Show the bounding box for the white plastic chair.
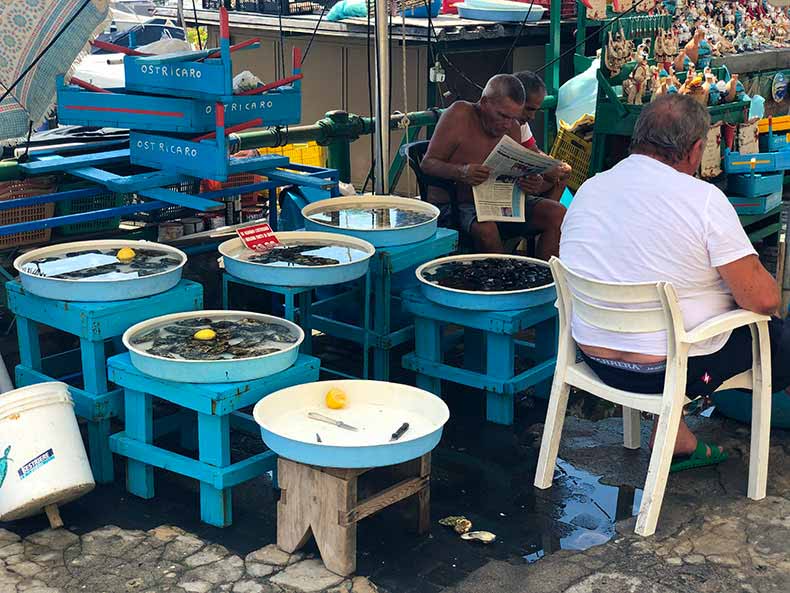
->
[535,257,772,537]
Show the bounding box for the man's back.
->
[560,154,756,356]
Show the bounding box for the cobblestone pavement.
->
[1,412,788,593]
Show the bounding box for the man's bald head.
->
[631,94,710,166]
[481,74,526,105]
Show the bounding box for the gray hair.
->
[630,94,711,164]
[514,70,546,99]
[482,74,525,105]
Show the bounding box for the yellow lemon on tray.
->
[194,328,217,341]
[116,247,136,262]
[325,387,347,410]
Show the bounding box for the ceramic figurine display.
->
[582,0,608,20]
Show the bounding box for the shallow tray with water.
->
[123,310,304,382]
[302,196,439,247]
[219,231,375,287]
[416,254,556,311]
[14,240,187,302]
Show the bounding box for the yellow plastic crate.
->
[256,141,326,168]
[550,127,592,192]
[758,115,790,134]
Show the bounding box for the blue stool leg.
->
[299,291,313,354]
[373,267,391,381]
[81,338,114,482]
[198,412,232,527]
[125,389,154,498]
[362,271,371,379]
[534,316,559,399]
[17,317,42,370]
[284,293,296,322]
[486,333,515,425]
[180,410,199,451]
[414,317,442,395]
[222,274,231,309]
[464,330,486,373]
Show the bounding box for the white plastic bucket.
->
[0,382,95,521]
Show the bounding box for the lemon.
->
[116,247,136,262]
[325,387,347,410]
[193,328,217,341]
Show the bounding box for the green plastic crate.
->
[54,187,124,236]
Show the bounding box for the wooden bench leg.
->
[534,316,558,399]
[125,389,153,497]
[278,458,358,576]
[198,413,232,527]
[16,317,42,371]
[463,329,485,374]
[486,333,515,425]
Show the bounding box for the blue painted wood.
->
[67,166,186,193]
[15,366,123,420]
[80,339,108,395]
[129,131,288,181]
[724,149,790,174]
[88,418,115,484]
[16,317,41,370]
[18,149,129,174]
[107,353,320,415]
[6,280,203,340]
[414,317,442,395]
[124,57,230,100]
[125,389,154,499]
[0,186,104,211]
[486,333,515,425]
[401,286,558,425]
[198,412,232,527]
[136,186,220,211]
[109,433,277,489]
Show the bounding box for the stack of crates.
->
[256,141,326,169]
[727,172,784,215]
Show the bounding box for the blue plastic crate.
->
[727,172,784,197]
[727,190,782,215]
[724,150,790,174]
[759,131,790,152]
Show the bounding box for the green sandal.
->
[669,440,728,474]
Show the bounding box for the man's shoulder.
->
[443,101,476,120]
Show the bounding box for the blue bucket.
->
[712,389,790,429]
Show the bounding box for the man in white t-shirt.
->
[560,94,789,472]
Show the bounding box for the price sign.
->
[237,223,281,251]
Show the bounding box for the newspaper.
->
[473,135,562,223]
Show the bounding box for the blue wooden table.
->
[401,288,557,425]
[222,271,372,377]
[107,352,320,528]
[311,228,459,381]
[6,279,203,483]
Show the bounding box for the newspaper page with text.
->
[473,136,561,223]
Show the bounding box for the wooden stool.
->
[277,454,431,576]
[401,287,557,426]
[6,279,203,483]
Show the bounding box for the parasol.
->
[0,0,109,144]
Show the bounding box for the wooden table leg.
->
[197,413,232,527]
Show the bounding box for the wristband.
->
[460,164,470,181]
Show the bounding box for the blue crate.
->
[724,150,790,174]
[727,172,785,197]
[728,190,783,215]
[129,131,289,181]
[759,131,790,152]
[57,77,301,133]
[124,53,232,101]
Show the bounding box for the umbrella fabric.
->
[0,0,109,144]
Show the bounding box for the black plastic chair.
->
[402,140,536,255]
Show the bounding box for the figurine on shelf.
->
[724,73,746,102]
[680,74,709,105]
[684,27,707,63]
[605,31,626,76]
[623,51,651,104]
[582,0,607,20]
[673,49,693,71]
[678,21,693,44]
[703,67,722,104]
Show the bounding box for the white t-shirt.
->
[520,123,536,148]
[560,154,757,357]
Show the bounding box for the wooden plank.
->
[137,187,221,211]
[134,49,214,64]
[19,150,129,174]
[342,476,429,526]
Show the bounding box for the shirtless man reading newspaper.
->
[422,74,568,258]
